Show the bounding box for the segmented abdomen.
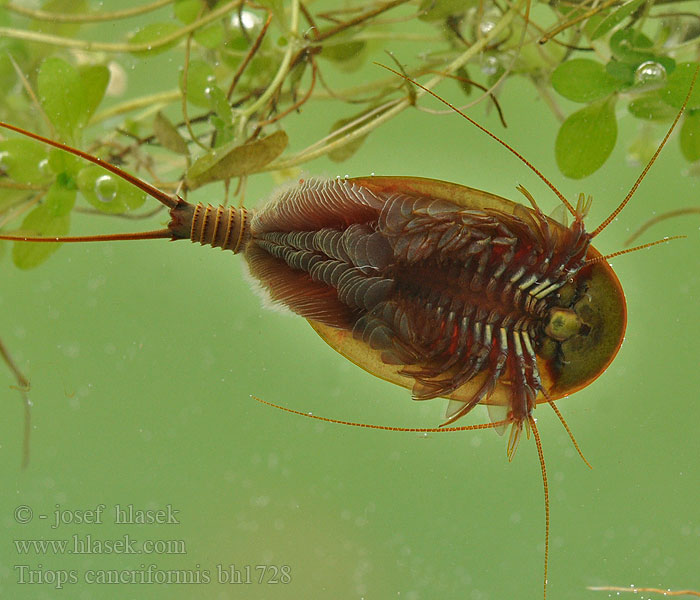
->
[244,178,590,424]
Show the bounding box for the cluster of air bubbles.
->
[634,61,667,85]
[481,55,499,76]
[479,19,496,36]
[95,174,117,203]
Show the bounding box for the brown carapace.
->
[0,65,695,600]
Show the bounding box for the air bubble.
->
[38,158,50,176]
[231,10,261,31]
[481,56,499,76]
[0,150,9,170]
[204,87,213,98]
[635,61,666,85]
[95,175,117,203]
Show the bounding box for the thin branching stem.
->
[267,0,526,170]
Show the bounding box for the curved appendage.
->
[584,236,686,266]
[530,417,550,600]
[542,389,592,469]
[251,395,508,433]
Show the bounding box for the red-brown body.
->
[221,176,627,440]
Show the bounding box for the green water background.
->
[1,3,699,599]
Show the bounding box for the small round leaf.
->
[12,183,76,269]
[77,165,147,214]
[551,59,620,103]
[556,97,618,179]
[0,139,49,184]
[129,23,181,57]
[661,62,700,110]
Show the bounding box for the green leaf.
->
[153,111,189,155]
[661,62,700,110]
[195,22,224,49]
[205,84,233,124]
[680,110,700,162]
[12,183,75,269]
[628,92,677,121]
[174,0,200,24]
[551,59,620,103]
[37,57,87,142]
[44,181,77,217]
[0,139,49,183]
[327,111,375,163]
[605,60,635,86]
[556,97,618,179]
[609,29,653,63]
[590,0,646,41]
[180,60,216,108]
[320,40,367,73]
[187,131,288,188]
[79,65,110,122]
[48,147,83,178]
[129,23,181,57]
[76,165,147,214]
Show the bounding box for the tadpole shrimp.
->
[0,65,697,600]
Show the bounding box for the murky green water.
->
[1,6,699,600]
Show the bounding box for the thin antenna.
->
[530,417,550,600]
[0,230,172,244]
[376,63,578,218]
[590,65,700,238]
[584,235,685,265]
[251,395,507,432]
[0,121,179,209]
[542,392,592,469]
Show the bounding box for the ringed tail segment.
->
[0,120,251,254]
